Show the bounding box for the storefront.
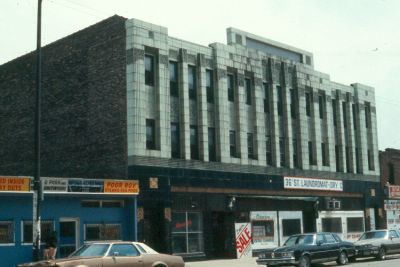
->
[0,176,139,267]
[384,185,400,230]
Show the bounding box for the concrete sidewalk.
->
[185,257,259,267]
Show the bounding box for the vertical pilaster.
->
[197,54,209,161]
[178,49,191,160]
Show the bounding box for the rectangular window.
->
[355,147,361,174]
[188,65,197,100]
[321,217,342,233]
[365,102,371,128]
[245,78,252,105]
[290,89,296,118]
[332,99,337,127]
[208,127,216,162]
[342,102,348,129]
[318,94,325,119]
[308,141,314,165]
[171,212,204,254]
[145,54,155,86]
[190,125,198,159]
[277,86,283,116]
[171,123,180,158]
[266,135,272,165]
[264,83,270,113]
[321,143,328,166]
[305,92,312,117]
[335,145,341,172]
[169,61,179,97]
[0,221,14,244]
[293,138,298,168]
[85,224,121,241]
[352,103,358,130]
[227,73,235,102]
[206,70,214,103]
[347,217,364,233]
[81,200,123,208]
[282,219,301,237]
[247,133,254,159]
[146,119,156,150]
[345,146,351,173]
[229,130,237,158]
[279,137,285,167]
[22,221,53,243]
[368,149,375,171]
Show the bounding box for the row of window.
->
[0,221,121,244]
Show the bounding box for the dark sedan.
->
[256,232,355,267]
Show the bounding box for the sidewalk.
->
[185,257,259,267]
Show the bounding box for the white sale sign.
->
[235,222,252,259]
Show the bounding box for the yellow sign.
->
[103,180,139,194]
[0,177,30,192]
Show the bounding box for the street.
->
[186,255,400,267]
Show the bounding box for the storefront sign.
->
[388,185,400,199]
[0,176,30,192]
[235,223,252,259]
[104,180,139,194]
[284,176,343,191]
[43,178,68,192]
[385,201,400,230]
[250,211,277,249]
[384,199,400,210]
[68,179,104,193]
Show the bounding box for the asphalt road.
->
[185,255,400,267]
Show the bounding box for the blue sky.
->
[1,0,399,149]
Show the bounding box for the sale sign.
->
[235,222,252,259]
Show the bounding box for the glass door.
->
[59,218,78,258]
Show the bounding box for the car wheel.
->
[376,247,386,261]
[298,255,311,267]
[336,251,348,265]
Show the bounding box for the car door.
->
[310,234,330,263]
[323,233,340,261]
[389,230,400,254]
[102,244,144,267]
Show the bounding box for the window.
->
[252,220,274,244]
[266,135,272,165]
[85,224,121,241]
[335,145,341,172]
[145,54,155,86]
[352,104,358,130]
[342,102,348,129]
[368,149,374,171]
[293,139,298,168]
[171,212,203,254]
[171,123,180,158]
[277,86,283,116]
[22,221,53,243]
[390,230,399,239]
[169,61,179,97]
[229,130,237,158]
[332,99,337,127]
[206,70,214,103]
[208,127,216,162]
[345,146,351,173]
[227,73,235,102]
[282,219,301,237]
[308,141,314,165]
[245,78,252,105]
[0,221,13,243]
[324,234,337,243]
[365,102,371,128]
[305,92,312,117]
[318,94,325,119]
[247,133,255,159]
[389,163,395,184]
[306,55,312,65]
[279,137,285,167]
[264,83,270,113]
[321,217,342,233]
[290,89,296,118]
[146,119,156,150]
[188,65,197,100]
[355,147,361,174]
[190,125,198,160]
[108,244,139,257]
[347,217,364,233]
[321,143,328,166]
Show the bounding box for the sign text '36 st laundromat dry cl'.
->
[284,176,343,191]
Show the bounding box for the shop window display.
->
[171,212,203,254]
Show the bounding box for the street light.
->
[33,0,43,261]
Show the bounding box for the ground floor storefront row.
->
[132,164,382,260]
[0,176,139,267]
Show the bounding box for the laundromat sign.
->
[284,176,343,191]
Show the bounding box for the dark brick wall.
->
[0,15,128,179]
[380,148,400,186]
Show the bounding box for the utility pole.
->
[33,0,43,261]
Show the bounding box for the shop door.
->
[211,212,235,258]
[59,218,78,257]
[278,211,303,246]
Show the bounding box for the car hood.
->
[354,239,384,245]
[18,256,99,267]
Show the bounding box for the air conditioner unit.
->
[327,200,341,210]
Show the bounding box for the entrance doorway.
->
[59,218,78,258]
[211,212,235,258]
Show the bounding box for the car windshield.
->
[283,236,298,246]
[70,244,110,257]
[359,231,387,240]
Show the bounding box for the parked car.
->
[18,241,185,267]
[256,232,355,267]
[354,229,400,260]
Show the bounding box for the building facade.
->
[0,15,381,262]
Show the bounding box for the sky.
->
[1,0,399,150]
